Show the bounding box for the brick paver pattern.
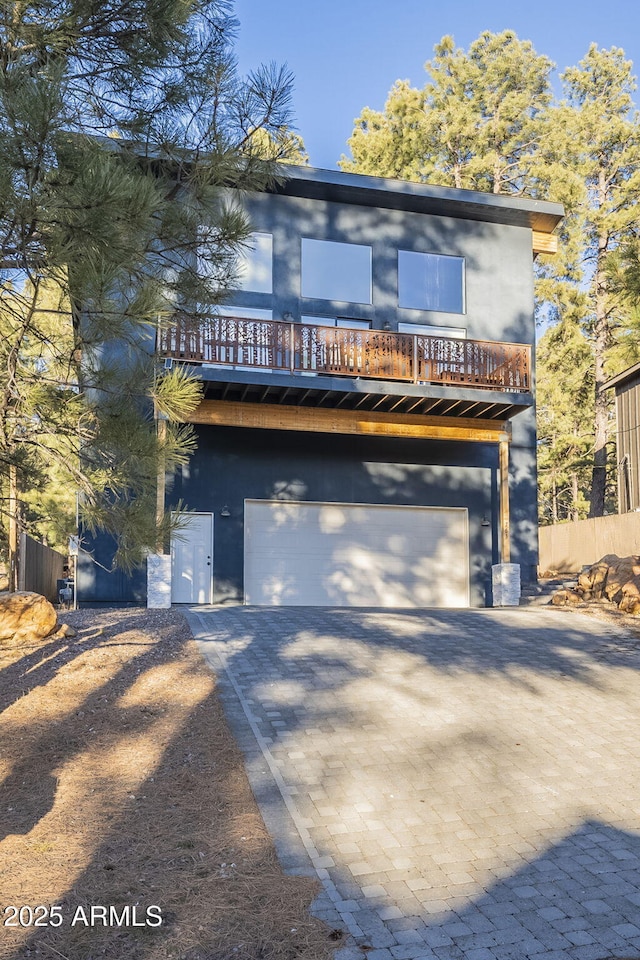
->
[189,607,640,960]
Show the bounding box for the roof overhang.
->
[98,138,563,237]
[99,140,563,253]
[604,361,640,392]
[273,164,564,235]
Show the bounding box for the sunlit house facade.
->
[79,165,563,608]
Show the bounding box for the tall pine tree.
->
[536,318,594,523]
[0,1,296,577]
[340,31,553,195]
[544,46,640,517]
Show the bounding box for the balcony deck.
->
[160,314,531,390]
[158,315,533,422]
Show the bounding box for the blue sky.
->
[232,0,640,170]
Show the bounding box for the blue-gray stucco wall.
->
[76,530,147,606]
[166,423,539,608]
[225,189,535,346]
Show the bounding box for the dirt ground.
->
[0,607,338,960]
[548,590,640,648]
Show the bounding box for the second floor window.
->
[398,251,465,314]
[301,238,372,304]
[236,232,273,293]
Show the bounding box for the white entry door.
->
[171,513,213,603]
[244,500,469,607]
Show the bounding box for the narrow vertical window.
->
[237,232,273,293]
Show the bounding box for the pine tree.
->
[340,31,554,196]
[542,46,640,517]
[339,80,428,181]
[536,319,595,522]
[600,243,640,372]
[0,0,296,579]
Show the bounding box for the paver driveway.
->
[187,606,640,960]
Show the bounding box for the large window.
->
[301,239,372,304]
[236,232,273,293]
[398,251,465,314]
[197,230,272,294]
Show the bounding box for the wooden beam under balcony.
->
[189,400,510,443]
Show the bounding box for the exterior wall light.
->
[220,506,231,517]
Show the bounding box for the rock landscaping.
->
[552,554,640,613]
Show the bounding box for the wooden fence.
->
[538,513,640,574]
[18,533,66,602]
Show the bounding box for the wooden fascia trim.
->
[532,230,558,256]
[189,400,510,444]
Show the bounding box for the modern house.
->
[78,165,563,608]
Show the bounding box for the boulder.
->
[0,592,58,642]
[602,556,640,604]
[619,577,640,614]
[551,589,582,606]
[51,622,77,640]
[577,554,621,599]
[565,554,640,615]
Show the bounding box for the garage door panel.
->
[244,500,469,608]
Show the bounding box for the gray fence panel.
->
[19,533,66,602]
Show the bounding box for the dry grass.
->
[0,608,336,960]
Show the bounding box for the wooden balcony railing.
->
[158,314,531,393]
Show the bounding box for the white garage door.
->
[244,500,469,607]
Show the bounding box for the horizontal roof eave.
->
[273,164,564,233]
[96,137,563,233]
[604,361,640,391]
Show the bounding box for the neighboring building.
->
[78,165,563,608]
[605,362,640,513]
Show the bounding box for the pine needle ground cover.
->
[0,609,334,960]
